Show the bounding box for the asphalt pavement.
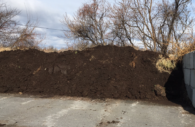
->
[0,94,195,127]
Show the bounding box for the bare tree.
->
[157,0,193,54]
[0,3,19,30]
[62,0,111,45]
[109,0,135,47]
[0,2,45,49]
[133,0,191,54]
[111,0,192,54]
[0,2,19,46]
[62,0,192,54]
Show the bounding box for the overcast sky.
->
[3,0,195,49]
[4,0,89,49]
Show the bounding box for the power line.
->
[16,23,71,32]
[4,22,137,33]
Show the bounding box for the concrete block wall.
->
[183,51,195,108]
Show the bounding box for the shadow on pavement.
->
[164,61,195,115]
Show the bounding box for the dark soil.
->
[0,45,191,106]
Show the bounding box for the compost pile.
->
[0,45,189,104]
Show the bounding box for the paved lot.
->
[0,94,195,127]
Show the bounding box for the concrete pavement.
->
[0,94,195,127]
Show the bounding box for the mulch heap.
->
[0,45,190,105]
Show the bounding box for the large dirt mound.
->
[0,45,189,103]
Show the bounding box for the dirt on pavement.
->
[0,45,191,106]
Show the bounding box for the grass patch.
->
[156,55,176,73]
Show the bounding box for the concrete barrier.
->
[183,51,195,107]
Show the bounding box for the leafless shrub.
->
[11,20,45,50]
[169,39,195,61]
[43,46,58,53]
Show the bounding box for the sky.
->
[3,0,195,49]
[4,0,116,49]
[4,0,90,49]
